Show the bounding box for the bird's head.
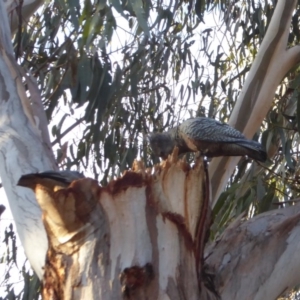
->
[148,132,175,159]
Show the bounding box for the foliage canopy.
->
[10,0,300,243]
[2,0,300,298]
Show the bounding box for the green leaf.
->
[109,0,126,17]
[257,184,275,213]
[129,0,149,36]
[68,0,80,30]
[297,90,300,134]
[285,139,295,170]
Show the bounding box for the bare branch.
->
[209,1,298,206]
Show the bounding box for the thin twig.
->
[51,117,85,146]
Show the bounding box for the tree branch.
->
[0,0,56,278]
[51,117,85,146]
[209,0,298,206]
[205,204,300,299]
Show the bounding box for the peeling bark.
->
[1,0,300,297]
[205,205,300,300]
[18,154,300,299]
[18,156,214,299]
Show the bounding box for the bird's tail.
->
[238,140,267,162]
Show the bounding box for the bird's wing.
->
[179,117,246,143]
[41,170,85,184]
[18,170,85,189]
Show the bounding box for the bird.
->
[149,117,267,162]
[17,170,85,191]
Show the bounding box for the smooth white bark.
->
[0,0,56,278]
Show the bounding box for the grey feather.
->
[149,117,267,162]
[180,118,245,142]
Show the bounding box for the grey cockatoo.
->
[149,117,267,162]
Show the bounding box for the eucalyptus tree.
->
[1,0,300,298]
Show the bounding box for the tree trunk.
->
[0,0,56,278]
[20,154,300,300]
[205,204,300,299]
[2,0,300,297]
[18,156,214,299]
